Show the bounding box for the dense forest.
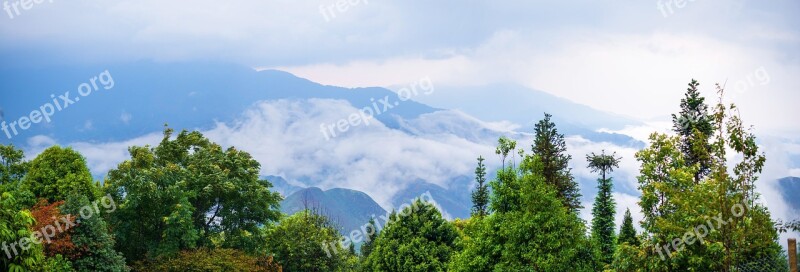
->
[0,80,797,271]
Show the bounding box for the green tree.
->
[450,152,595,271]
[618,208,639,246]
[24,146,97,202]
[0,144,27,185]
[0,192,46,271]
[470,156,489,217]
[60,194,128,272]
[360,218,378,259]
[671,79,715,183]
[531,113,581,212]
[364,200,458,272]
[265,210,346,272]
[495,137,516,169]
[105,127,282,262]
[587,150,620,266]
[137,248,281,272]
[621,85,786,271]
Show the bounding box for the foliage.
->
[105,127,282,261]
[135,248,281,272]
[531,113,582,212]
[494,136,517,169]
[265,210,348,272]
[671,79,715,183]
[471,156,489,218]
[450,154,594,271]
[587,150,620,266]
[61,194,128,272]
[30,200,76,259]
[0,192,46,271]
[618,208,639,246]
[626,85,786,271]
[360,217,378,259]
[23,146,97,203]
[0,144,28,185]
[363,200,458,272]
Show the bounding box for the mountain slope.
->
[0,61,438,145]
[778,176,800,211]
[280,187,387,235]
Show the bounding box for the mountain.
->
[0,61,439,146]
[391,176,473,220]
[265,175,304,197]
[280,187,387,235]
[404,83,643,147]
[778,176,800,211]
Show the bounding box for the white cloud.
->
[120,112,132,124]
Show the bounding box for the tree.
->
[265,210,347,272]
[30,200,77,259]
[360,218,378,259]
[0,144,27,185]
[618,208,638,246]
[587,150,620,266]
[531,113,581,212]
[105,127,282,262]
[61,194,128,272]
[137,248,281,272]
[671,79,715,183]
[623,85,786,271]
[0,192,46,271]
[470,156,489,217]
[24,146,97,202]
[364,200,458,272]
[450,152,595,271]
[495,137,516,169]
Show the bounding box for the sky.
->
[1,0,798,134]
[1,0,798,237]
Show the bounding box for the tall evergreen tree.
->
[360,217,378,258]
[587,150,620,266]
[532,113,581,212]
[671,79,715,183]
[471,156,489,217]
[618,208,638,246]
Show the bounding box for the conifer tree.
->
[587,150,621,266]
[471,156,489,217]
[532,113,581,212]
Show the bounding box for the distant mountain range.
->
[280,187,386,235]
[778,176,800,211]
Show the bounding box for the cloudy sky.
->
[2,0,798,134]
[2,0,798,235]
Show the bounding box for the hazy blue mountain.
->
[0,61,438,145]
[280,187,387,235]
[265,175,304,197]
[778,176,800,211]
[391,176,473,220]
[407,83,643,147]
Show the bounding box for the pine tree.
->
[360,217,378,258]
[471,156,489,217]
[671,79,714,183]
[587,150,620,266]
[532,113,581,212]
[618,208,638,246]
